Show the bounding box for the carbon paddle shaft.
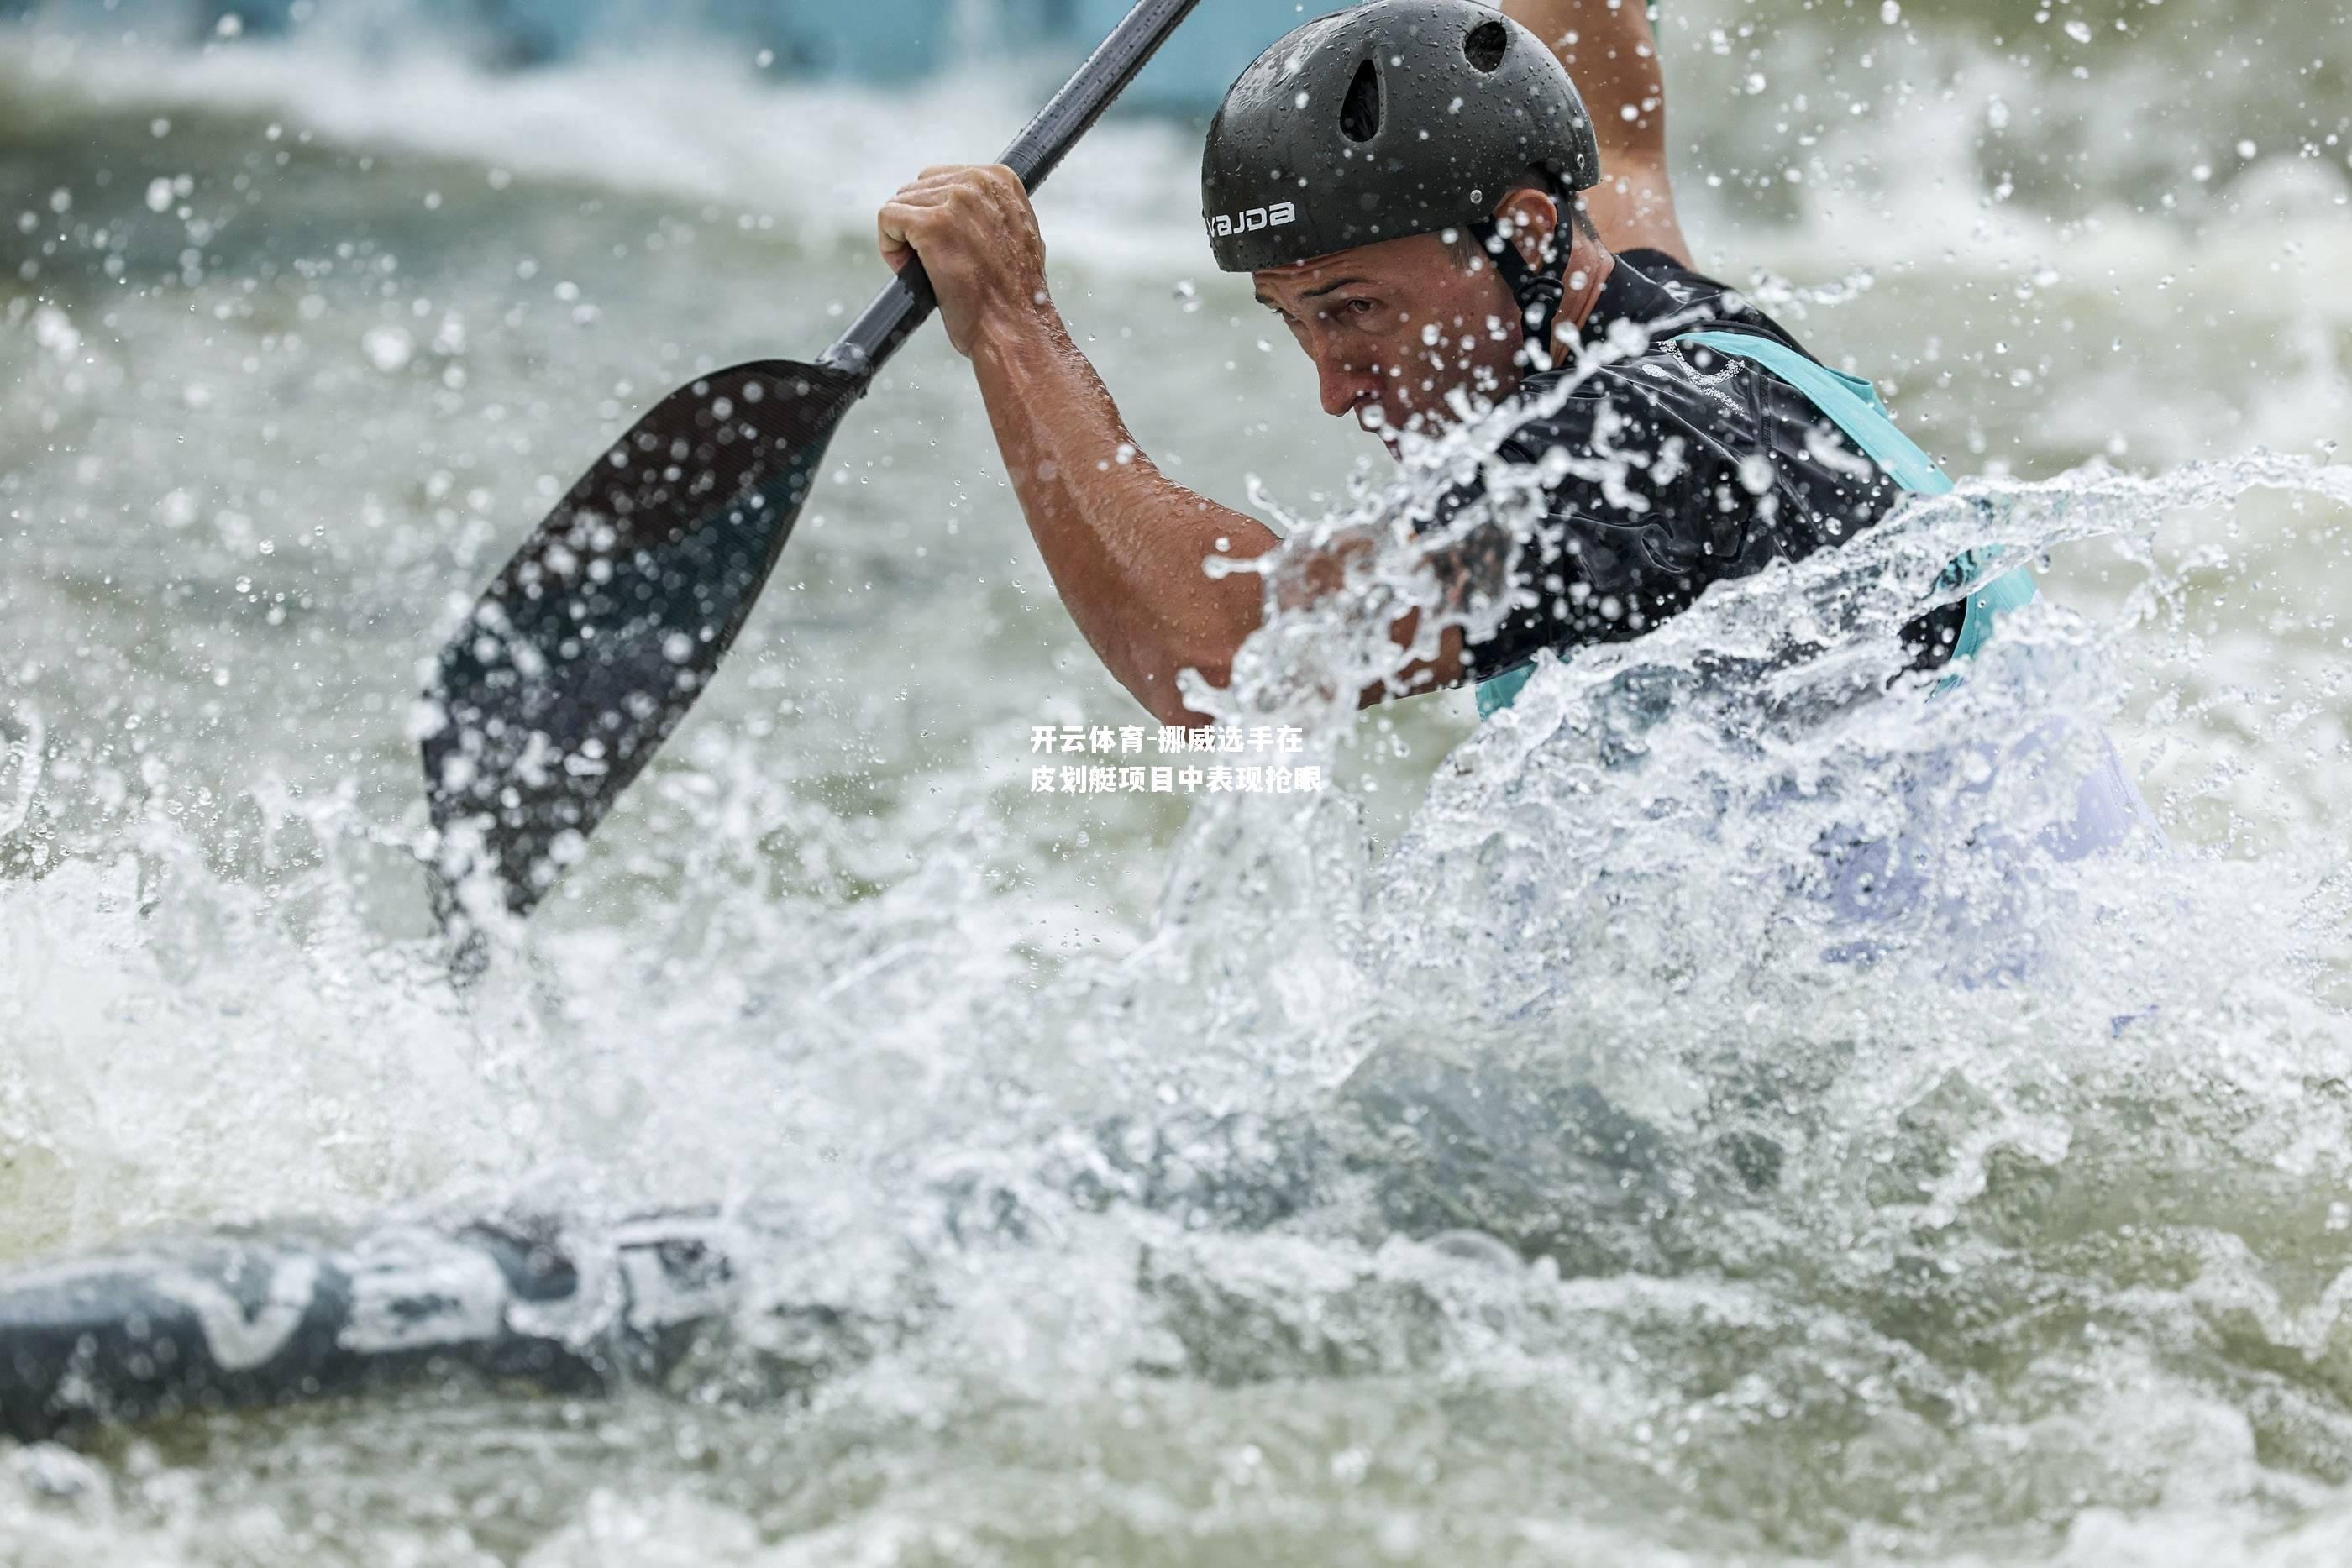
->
[818,0,1200,378]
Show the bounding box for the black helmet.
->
[1200,0,1602,275]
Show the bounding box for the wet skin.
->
[873,0,1688,725]
[1249,195,1614,450]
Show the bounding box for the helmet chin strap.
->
[1471,211,1567,372]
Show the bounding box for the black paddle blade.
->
[422,358,863,922]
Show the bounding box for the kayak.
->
[0,1207,756,1442]
[0,1108,1334,1442]
[0,1090,1692,1442]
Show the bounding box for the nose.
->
[1314,348,1377,421]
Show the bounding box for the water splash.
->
[3,13,2351,1560]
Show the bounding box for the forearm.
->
[1504,0,1688,261]
[969,307,1277,726]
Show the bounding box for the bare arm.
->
[1504,0,1691,263]
[968,300,1277,726]
[877,165,1460,725]
[969,313,1463,721]
[876,165,1278,726]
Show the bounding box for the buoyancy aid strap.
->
[1667,329,1956,496]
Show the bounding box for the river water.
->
[2,1,2350,1561]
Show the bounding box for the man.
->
[875,0,1977,727]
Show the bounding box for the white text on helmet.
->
[1208,202,1299,239]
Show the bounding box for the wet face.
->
[1252,230,1529,452]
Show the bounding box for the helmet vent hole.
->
[1463,19,1509,71]
[1339,58,1382,143]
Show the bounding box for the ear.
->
[1491,187,1562,271]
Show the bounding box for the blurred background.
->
[3,2,2351,1564]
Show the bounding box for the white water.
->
[2,2,2350,1561]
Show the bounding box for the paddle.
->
[421,0,1200,933]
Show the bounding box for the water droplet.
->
[360,326,412,373]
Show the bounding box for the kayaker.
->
[874,0,1987,725]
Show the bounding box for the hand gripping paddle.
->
[421,0,1200,934]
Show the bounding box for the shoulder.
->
[1498,340,1752,464]
[1614,248,1817,359]
[1617,248,1730,305]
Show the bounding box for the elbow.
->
[1145,697,1204,730]
[1136,674,1218,730]
[1121,595,1256,728]
[1131,650,1231,730]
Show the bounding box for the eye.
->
[1346,299,1376,317]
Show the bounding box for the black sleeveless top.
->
[1428,248,1962,679]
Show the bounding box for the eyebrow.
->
[1254,275,1373,311]
[1300,275,1372,300]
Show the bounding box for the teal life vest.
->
[1473,330,2035,719]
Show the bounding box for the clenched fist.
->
[877,164,1053,359]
